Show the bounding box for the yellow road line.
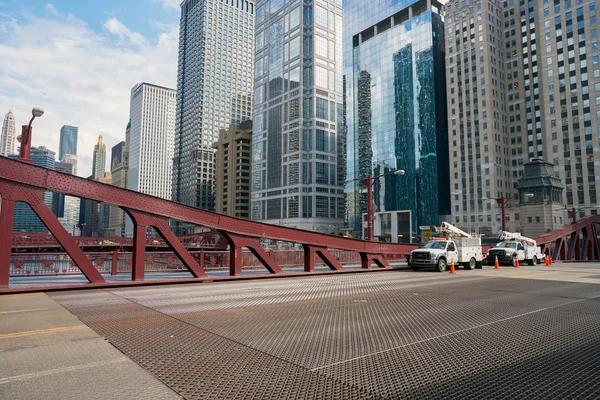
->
[0,325,86,339]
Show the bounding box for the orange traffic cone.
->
[449,261,455,274]
[545,256,550,266]
[494,256,499,269]
[515,258,520,268]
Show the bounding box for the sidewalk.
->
[0,292,181,400]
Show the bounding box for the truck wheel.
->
[466,257,476,270]
[436,258,447,272]
[529,256,537,266]
[510,256,517,267]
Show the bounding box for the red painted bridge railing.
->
[11,230,228,250]
[8,249,407,277]
[0,156,415,290]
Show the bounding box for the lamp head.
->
[32,107,44,118]
[394,170,405,175]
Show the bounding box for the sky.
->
[0,0,181,177]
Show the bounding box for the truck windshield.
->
[422,241,447,249]
[496,242,517,249]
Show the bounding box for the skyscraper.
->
[127,83,176,200]
[173,0,255,210]
[60,154,80,233]
[251,0,345,234]
[344,0,450,240]
[52,161,74,218]
[445,0,600,234]
[0,110,16,157]
[11,147,55,233]
[58,125,78,161]
[79,136,107,237]
[91,135,106,180]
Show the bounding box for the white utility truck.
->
[486,231,545,266]
[409,222,484,272]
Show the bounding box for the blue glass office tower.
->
[59,125,78,161]
[343,0,450,238]
[11,147,55,233]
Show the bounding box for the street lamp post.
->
[482,193,533,232]
[554,206,600,224]
[346,170,405,241]
[17,107,44,163]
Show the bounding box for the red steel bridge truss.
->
[0,157,412,290]
[2,156,599,291]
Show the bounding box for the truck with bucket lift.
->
[409,222,484,272]
[486,231,545,266]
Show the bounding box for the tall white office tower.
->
[126,83,176,235]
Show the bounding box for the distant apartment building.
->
[173,0,255,210]
[344,0,450,240]
[252,0,345,234]
[109,126,129,237]
[58,125,78,161]
[445,0,600,234]
[213,121,252,219]
[0,110,16,157]
[11,147,55,233]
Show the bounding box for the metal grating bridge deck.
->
[51,271,600,399]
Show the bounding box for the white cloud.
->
[151,0,181,11]
[0,8,178,178]
[103,17,148,47]
[45,3,59,16]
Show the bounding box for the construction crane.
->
[498,231,537,246]
[435,222,473,238]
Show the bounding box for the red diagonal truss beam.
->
[534,215,600,262]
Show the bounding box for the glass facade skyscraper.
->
[251,0,345,234]
[344,0,450,238]
[58,125,78,161]
[173,0,255,210]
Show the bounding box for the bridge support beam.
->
[0,181,105,284]
[126,210,207,280]
[221,233,282,276]
[303,245,344,272]
[360,253,392,270]
[0,197,15,288]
